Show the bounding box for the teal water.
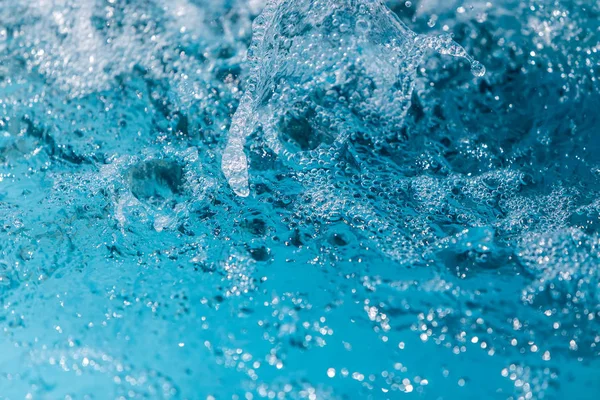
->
[0,0,599,399]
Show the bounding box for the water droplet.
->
[471,60,486,77]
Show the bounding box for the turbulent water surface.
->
[0,0,599,399]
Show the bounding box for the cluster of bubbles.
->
[222,0,485,197]
[0,0,599,398]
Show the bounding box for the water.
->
[0,0,599,399]
[222,0,484,197]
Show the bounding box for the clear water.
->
[0,0,598,399]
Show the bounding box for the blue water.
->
[0,0,599,399]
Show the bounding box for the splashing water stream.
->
[222,0,485,197]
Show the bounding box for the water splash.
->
[1,0,598,398]
[222,0,485,197]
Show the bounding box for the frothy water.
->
[222,0,485,197]
[0,0,599,398]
